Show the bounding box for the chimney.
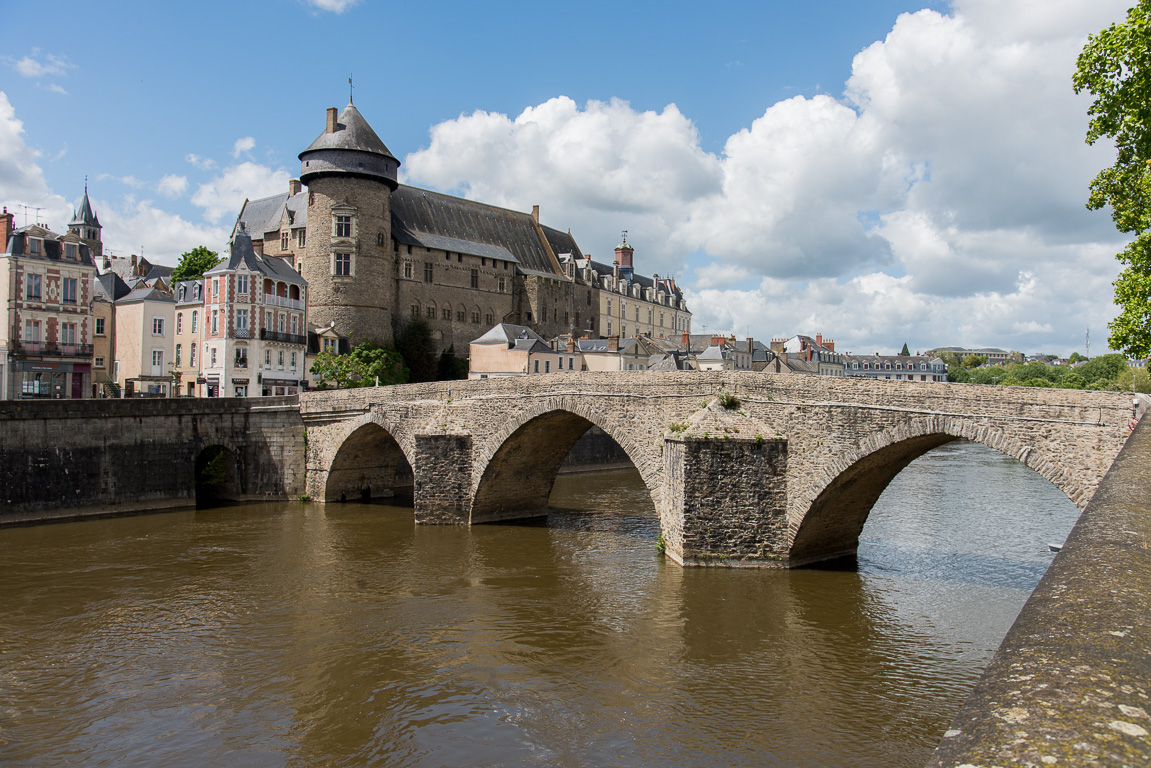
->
[0,207,12,250]
[289,178,302,196]
[326,107,338,133]
[131,254,138,267]
[746,337,754,354]
[682,331,690,349]
[816,332,823,347]
[531,204,539,223]
[711,335,725,347]
[825,339,835,351]
[566,336,575,353]
[608,335,619,352]
[770,338,785,354]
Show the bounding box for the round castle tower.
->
[299,101,400,345]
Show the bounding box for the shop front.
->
[14,360,90,400]
[260,377,299,397]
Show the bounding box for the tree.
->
[962,354,988,369]
[900,342,910,356]
[310,340,408,389]
[395,317,438,383]
[1074,3,1151,357]
[171,246,222,282]
[437,345,469,381]
[1069,351,1088,364]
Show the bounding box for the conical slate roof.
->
[300,102,398,163]
[70,189,100,228]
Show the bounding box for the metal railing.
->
[259,329,307,345]
[231,327,252,339]
[9,340,93,358]
[263,294,304,310]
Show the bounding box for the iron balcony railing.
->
[231,327,252,339]
[9,339,93,358]
[263,294,305,311]
[259,329,307,345]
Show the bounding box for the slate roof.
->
[471,323,547,347]
[117,284,175,305]
[234,191,308,240]
[5,225,96,267]
[301,102,399,163]
[70,189,101,227]
[173,279,204,306]
[93,272,131,302]
[390,186,575,278]
[207,230,306,285]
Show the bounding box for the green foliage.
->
[717,390,740,409]
[395,317,438,383]
[946,366,971,383]
[171,246,222,282]
[655,533,667,554]
[1118,365,1151,392]
[900,342,910,356]
[436,345,469,381]
[937,351,962,369]
[962,354,988,369]
[1074,3,1151,357]
[1069,351,1088,363]
[668,421,688,434]
[309,339,408,389]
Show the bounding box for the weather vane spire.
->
[348,74,354,104]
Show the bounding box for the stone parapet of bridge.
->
[301,372,1137,568]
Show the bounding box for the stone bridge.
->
[301,372,1138,568]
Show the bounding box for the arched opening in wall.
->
[195,445,241,508]
[791,436,1079,578]
[471,411,656,531]
[326,423,414,504]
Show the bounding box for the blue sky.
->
[0,0,1135,356]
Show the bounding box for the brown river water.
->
[0,441,1078,768]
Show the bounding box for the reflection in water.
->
[0,442,1078,767]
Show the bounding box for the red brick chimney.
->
[566,336,575,353]
[711,334,725,347]
[0,207,12,250]
[682,331,690,349]
[770,338,785,354]
[326,107,338,133]
[608,335,619,352]
[816,333,823,347]
[825,339,835,351]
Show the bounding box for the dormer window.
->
[65,243,77,260]
[28,238,41,255]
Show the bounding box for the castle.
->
[234,100,691,355]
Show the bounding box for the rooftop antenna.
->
[348,74,354,104]
[18,205,44,226]
[1086,327,1091,359]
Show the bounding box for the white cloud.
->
[9,51,74,78]
[47,84,68,96]
[0,91,70,225]
[99,197,229,265]
[185,153,216,171]
[403,1,1133,355]
[157,174,189,198]
[307,0,358,12]
[232,136,255,158]
[191,161,291,224]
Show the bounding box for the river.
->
[0,440,1078,768]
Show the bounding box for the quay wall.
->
[0,397,306,524]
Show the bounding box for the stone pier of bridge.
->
[301,372,1140,568]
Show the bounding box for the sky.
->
[0,0,1135,357]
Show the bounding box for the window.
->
[424,263,433,283]
[471,311,480,323]
[485,313,493,325]
[210,347,217,367]
[426,306,436,319]
[607,321,612,336]
[278,351,284,369]
[470,269,479,289]
[175,344,182,367]
[213,279,219,298]
[232,347,246,368]
[335,215,352,238]
[411,304,419,318]
[211,311,218,335]
[606,299,612,315]
[190,345,197,367]
[176,313,183,335]
[191,310,198,333]
[61,323,76,345]
[26,274,41,300]
[278,314,286,333]
[95,356,105,368]
[28,239,41,255]
[265,350,271,367]
[404,262,413,279]
[498,276,506,293]
[96,317,106,336]
[290,352,297,370]
[545,360,550,373]
[457,310,465,322]
[266,310,273,330]
[636,307,640,321]
[442,308,451,320]
[24,319,40,342]
[61,278,77,304]
[152,350,164,368]
[297,230,306,248]
[281,231,289,251]
[334,252,351,276]
[65,243,77,260]
[534,359,539,373]
[291,315,297,335]
[152,317,164,336]
[236,309,249,331]
[236,274,249,295]
[322,338,336,353]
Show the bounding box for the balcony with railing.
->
[10,338,93,358]
[231,327,252,339]
[260,329,307,345]
[263,293,305,311]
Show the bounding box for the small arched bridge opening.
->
[195,444,241,508]
[324,422,413,504]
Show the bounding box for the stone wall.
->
[0,397,305,524]
[927,414,1151,767]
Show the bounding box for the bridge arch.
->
[194,443,241,507]
[470,399,662,524]
[788,417,1083,566]
[321,416,416,503]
